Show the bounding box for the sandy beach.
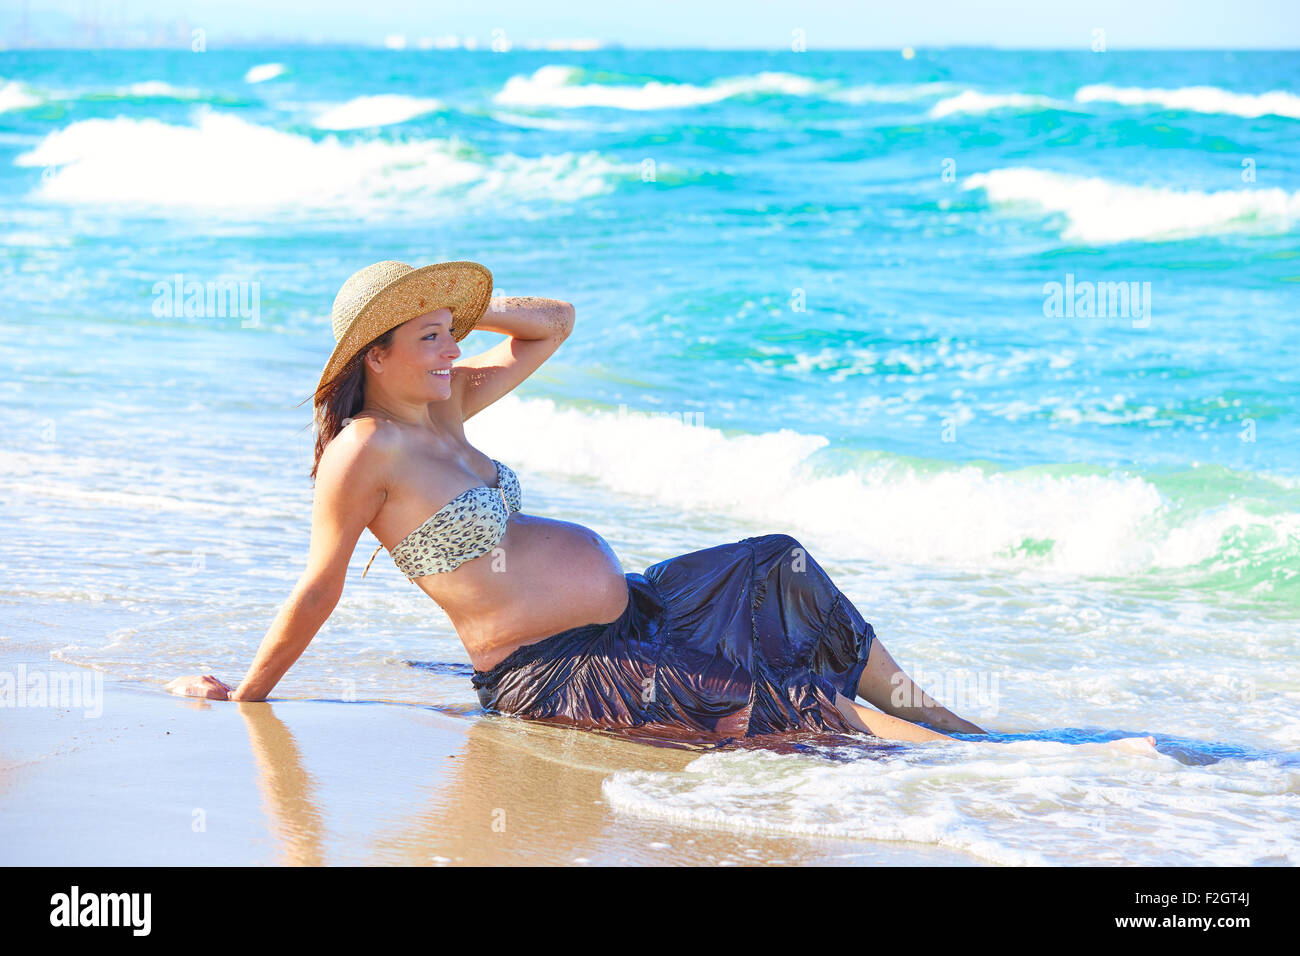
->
[0,646,984,866]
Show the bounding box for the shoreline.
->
[0,646,984,866]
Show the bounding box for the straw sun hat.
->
[317,259,494,395]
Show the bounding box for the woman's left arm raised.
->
[451,296,574,420]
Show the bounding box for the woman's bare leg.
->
[835,692,1158,752]
[833,692,960,743]
[855,636,989,734]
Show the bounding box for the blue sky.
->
[13,0,1300,48]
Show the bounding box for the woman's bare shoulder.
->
[319,415,403,479]
[334,416,479,498]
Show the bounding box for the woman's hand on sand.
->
[164,674,233,700]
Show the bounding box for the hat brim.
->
[316,260,493,396]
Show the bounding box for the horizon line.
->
[2,42,1298,52]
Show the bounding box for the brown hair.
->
[296,328,396,482]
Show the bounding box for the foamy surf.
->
[602,741,1300,865]
[312,94,448,130]
[244,63,286,84]
[464,395,1300,589]
[493,64,827,110]
[828,81,964,104]
[15,109,629,213]
[0,78,231,111]
[1075,83,1300,120]
[0,78,42,113]
[929,90,1069,118]
[110,80,207,100]
[963,166,1300,243]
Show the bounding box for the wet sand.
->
[0,647,984,866]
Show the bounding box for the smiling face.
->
[363,308,461,402]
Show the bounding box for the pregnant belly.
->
[417,513,631,671]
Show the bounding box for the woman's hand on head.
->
[164,674,234,700]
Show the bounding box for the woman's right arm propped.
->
[166,419,390,702]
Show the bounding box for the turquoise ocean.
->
[1,48,1298,864]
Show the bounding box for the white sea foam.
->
[963,166,1300,243]
[14,109,628,213]
[494,64,826,110]
[116,80,205,99]
[462,394,1298,580]
[244,63,286,84]
[1075,83,1300,120]
[828,81,963,104]
[0,449,295,522]
[755,340,1079,385]
[0,79,41,113]
[2,78,210,110]
[603,744,1300,866]
[929,90,1066,118]
[312,94,447,130]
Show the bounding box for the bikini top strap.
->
[361,542,384,579]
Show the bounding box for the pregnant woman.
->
[166,260,1154,752]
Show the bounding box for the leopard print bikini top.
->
[361,458,522,580]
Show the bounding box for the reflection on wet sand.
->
[231,700,943,866]
[238,700,326,866]
[234,700,701,865]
